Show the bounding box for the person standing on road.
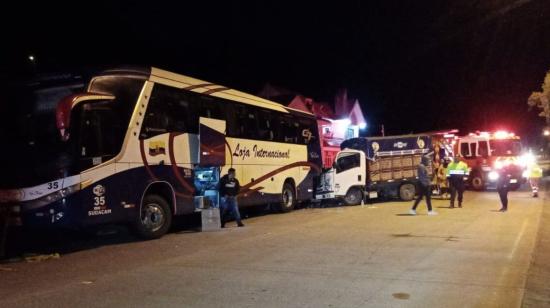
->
[436,158,450,198]
[410,156,437,216]
[447,155,469,208]
[495,166,512,212]
[527,161,543,198]
[219,168,244,228]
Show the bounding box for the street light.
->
[28,55,35,62]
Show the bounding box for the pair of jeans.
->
[412,184,432,211]
[449,176,465,205]
[220,196,242,224]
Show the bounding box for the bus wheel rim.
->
[142,203,165,232]
[283,189,293,207]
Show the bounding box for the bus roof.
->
[97,66,313,116]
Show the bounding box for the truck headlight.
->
[488,171,499,181]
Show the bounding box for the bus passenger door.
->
[198,117,226,167]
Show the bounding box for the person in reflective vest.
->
[446,155,469,208]
[528,162,543,198]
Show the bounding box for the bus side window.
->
[140,84,191,139]
[279,116,297,143]
[258,110,275,141]
[234,104,258,139]
[197,95,224,120]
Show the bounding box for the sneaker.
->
[237,222,245,227]
[498,208,507,212]
[533,192,539,198]
[428,211,438,216]
[409,209,417,215]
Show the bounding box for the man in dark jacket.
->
[219,168,244,227]
[495,167,512,212]
[410,156,438,216]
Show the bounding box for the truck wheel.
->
[399,184,415,201]
[470,173,485,191]
[344,187,363,206]
[132,194,172,240]
[277,182,296,213]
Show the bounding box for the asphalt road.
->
[0,189,546,308]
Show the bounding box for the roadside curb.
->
[522,177,550,307]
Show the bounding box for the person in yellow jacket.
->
[446,155,469,208]
[528,162,543,198]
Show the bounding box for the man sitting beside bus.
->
[219,168,244,228]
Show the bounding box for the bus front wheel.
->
[132,194,172,240]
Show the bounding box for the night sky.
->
[2,0,550,142]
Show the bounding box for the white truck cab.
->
[316,149,368,205]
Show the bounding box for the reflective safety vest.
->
[447,161,469,176]
[529,164,543,178]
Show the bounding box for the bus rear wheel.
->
[344,187,363,206]
[277,182,296,213]
[132,194,172,240]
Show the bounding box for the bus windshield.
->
[489,139,522,156]
[0,81,85,188]
[0,75,145,188]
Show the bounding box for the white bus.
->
[0,67,322,238]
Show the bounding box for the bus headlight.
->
[488,171,499,181]
[25,184,80,210]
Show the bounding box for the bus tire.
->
[399,184,416,201]
[344,187,363,206]
[470,173,485,191]
[132,194,172,240]
[277,182,296,213]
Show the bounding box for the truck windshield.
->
[489,140,522,156]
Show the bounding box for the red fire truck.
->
[453,131,528,190]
